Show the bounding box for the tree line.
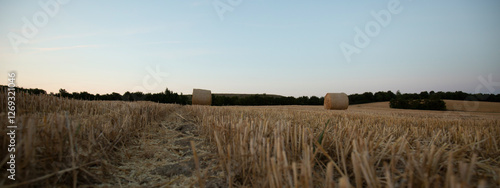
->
[57,88,190,105]
[349,90,500,104]
[389,91,446,110]
[210,90,500,107]
[2,86,499,107]
[212,95,323,106]
[0,86,189,105]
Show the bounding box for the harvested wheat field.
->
[351,100,500,113]
[1,90,500,187]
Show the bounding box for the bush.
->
[390,98,446,111]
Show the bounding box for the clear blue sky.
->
[1,0,500,97]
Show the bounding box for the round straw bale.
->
[192,88,212,105]
[324,93,349,110]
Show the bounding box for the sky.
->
[1,0,500,97]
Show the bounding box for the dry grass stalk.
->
[325,161,335,188]
[339,176,352,188]
[191,140,204,188]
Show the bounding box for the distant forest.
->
[2,86,500,106]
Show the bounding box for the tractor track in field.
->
[91,106,226,188]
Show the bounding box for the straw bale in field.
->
[324,93,348,110]
[192,88,212,105]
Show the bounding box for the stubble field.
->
[1,90,499,187]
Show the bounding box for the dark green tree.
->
[59,88,71,98]
[123,92,132,101]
